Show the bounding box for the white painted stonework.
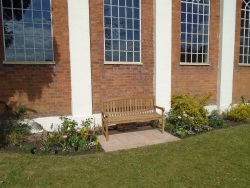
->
[218,0,236,111]
[68,0,93,117]
[154,0,172,112]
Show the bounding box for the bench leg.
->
[162,117,164,133]
[106,123,109,141]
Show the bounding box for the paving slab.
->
[98,128,180,152]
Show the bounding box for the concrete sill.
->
[3,61,56,65]
[179,62,210,66]
[238,63,250,67]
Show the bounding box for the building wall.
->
[171,0,221,105]
[233,0,250,103]
[0,0,71,117]
[89,0,155,113]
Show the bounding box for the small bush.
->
[224,103,250,122]
[208,110,226,128]
[165,93,211,138]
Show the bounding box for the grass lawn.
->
[0,124,249,188]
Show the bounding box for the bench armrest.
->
[154,105,165,112]
[101,111,108,118]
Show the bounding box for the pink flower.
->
[62,132,65,135]
[62,135,67,138]
[76,128,81,133]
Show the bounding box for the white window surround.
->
[239,0,250,65]
[180,0,210,64]
[103,0,141,64]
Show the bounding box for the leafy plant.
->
[208,110,226,128]
[224,103,250,122]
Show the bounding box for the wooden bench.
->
[101,96,165,141]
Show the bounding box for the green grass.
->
[0,124,250,188]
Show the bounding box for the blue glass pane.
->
[5,34,14,48]
[134,0,139,8]
[134,20,140,30]
[127,30,133,40]
[127,8,133,18]
[181,2,187,12]
[127,19,133,29]
[181,23,186,32]
[104,17,111,27]
[112,0,118,5]
[134,9,140,19]
[13,9,23,22]
[16,49,25,61]
[127,41,133,51]
[105,29,111,39]
[35,37,43,48]
[23,10,32,22]
[127,52,133,62]
[134,41,140,51]
[113,51,119,61]
[204,6,209,14]
[119,18,126,28]
[33,0,42,10]
[120,41,126,51]
[134,30,139,40]
[187,34,192,42]
[104,0,110,4]
[43,11,51,23]
[42,0,51,10]
[181,43,186,53]
[3,8,13,21]
[104,5,111,16]
[44,37,53,49]
[199,15,204,23]
[120,29,126,40]
[105,51,112,61]
[44,50,53,61]
[23,0,32,9]
[120,52,126,61]
[34,24,42,36]
[193,14,198,23]
[14,23,24,35]
[105,40,112,50]
[119,7,125,17]
[181,13,186,22]
[119,0,125,6]
[204,25,209,34]
[33,11,42,23]
[181,33,186,42]
[112,6,118,17]
[5,49,15,61]
[113,40,119,50]
[2,0,12,8]
[126,0,133,7]
[4,22,13,34]
[24,23,33,35]
[25,49,35,61]
[134,52,140,62]
[187,14,192,23]
[112,18,118,28]
[35,49,44,61]
[187,24,192,33]
[25,36,34,48]
[112,29,119,39]
[43,24,52,36]
[13,1,21,8]
[204,15,209,22]
[187,3,192,13]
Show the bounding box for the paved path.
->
[98,126,180,152]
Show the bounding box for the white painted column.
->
[218,0,236,111]
[154,0,172,111]
[68,0,93,116]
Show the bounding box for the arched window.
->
[240,0,250,64]
[180,0,210,64]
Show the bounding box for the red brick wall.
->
[0,0,71,117]
[89,0,154,113]
[233,0,250,103]
[171,0,220,104]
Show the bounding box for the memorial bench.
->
[101,96,165,141]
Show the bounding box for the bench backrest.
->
[102,96,155,115]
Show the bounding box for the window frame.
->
[239,0,250,66]
[103,0,142,65]
[180,0,210,65]
[0,0,55,64]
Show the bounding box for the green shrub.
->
[208,110,226,128]
[0,101,36,147]
[225,103,250,122]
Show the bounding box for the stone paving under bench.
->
[97,126,180,152]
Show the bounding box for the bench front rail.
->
[102,96,165,141]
